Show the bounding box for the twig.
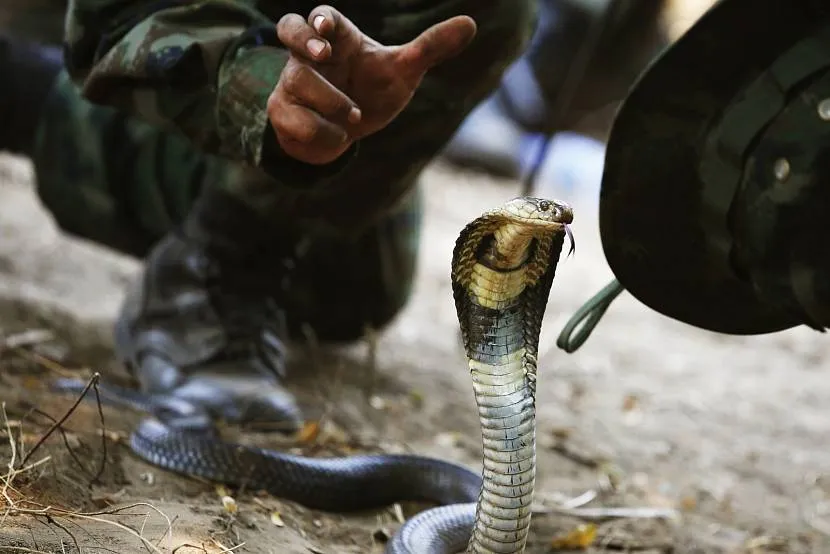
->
[9,347,75,378]
[316,358,347,434]
[44,513,81,554]
[362,324,379,400]
[91,376,109,484]
[541,505,680,521]
[598,535,675,552]
[19,372,100,469]
[210,538,247,553]
[25,408,98,482]
[550,442,604,469]
[301,322,323,374]
[172,544,209,554]
[2,402,19,499]
[0,329,55,349]
[65,511,166,554]
[3,397,170,554]
[8,503,174,554]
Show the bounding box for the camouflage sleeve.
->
[63,0,355,189]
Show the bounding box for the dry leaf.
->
[391,503,405,524]
[297,421,321,444]
[270,511,285,527]
[679,495,697,511]
[408,390,425,409]
[550,523,597,550]
[435,431,462,448]
[622,394,640,412]
[550,427,573,441]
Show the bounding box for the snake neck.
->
[463,261,538,553]
[467,350,536,554]
[452,212,566,554]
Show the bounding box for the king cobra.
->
[52,196,573,554]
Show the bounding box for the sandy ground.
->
[3,2,830,553]
[1,142,829,554]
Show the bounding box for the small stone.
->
[221,495,238,515]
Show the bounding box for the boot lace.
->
[201,256,294,379]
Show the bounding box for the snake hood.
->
[598,0,830,335]
[446,196,571,553]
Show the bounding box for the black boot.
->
[0,34,62,156]
[115,188,303,431]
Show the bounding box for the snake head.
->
[499,197,573,227]
[499,197,576,258]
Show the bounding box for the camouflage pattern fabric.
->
[54,0,534,235]
[19,0,533,334]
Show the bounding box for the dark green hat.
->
[599,0,830,334]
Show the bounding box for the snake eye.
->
[539,200,551,211]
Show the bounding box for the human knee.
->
[284,192,423,343]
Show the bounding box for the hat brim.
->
[598,0,830,334]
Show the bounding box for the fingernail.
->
[307,38,325,57]
[348,107,362,124]
[313,15,325,32]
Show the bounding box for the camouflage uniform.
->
[1,1,535,426]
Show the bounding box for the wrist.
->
[217,37,288,166]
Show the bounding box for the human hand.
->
[267,5,477,165]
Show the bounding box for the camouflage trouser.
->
[30,71,426,340]
[25,3,535,339]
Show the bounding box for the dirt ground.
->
[3,2,830,553]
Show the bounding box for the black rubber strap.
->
[556,279,624,353]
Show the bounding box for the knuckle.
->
[270,111,290,136]
[309,5,339,26]
[313,4,336,15]
[332,96,353,117]
[276,13,296,33]
[280,63,306,92]
[276,13,306,42]
[293,117,319,144]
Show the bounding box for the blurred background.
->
[3,1,830,553]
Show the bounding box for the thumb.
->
[396,16,477,78]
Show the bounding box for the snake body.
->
[52,196,572,554]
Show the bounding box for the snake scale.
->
[53,196,573,554]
